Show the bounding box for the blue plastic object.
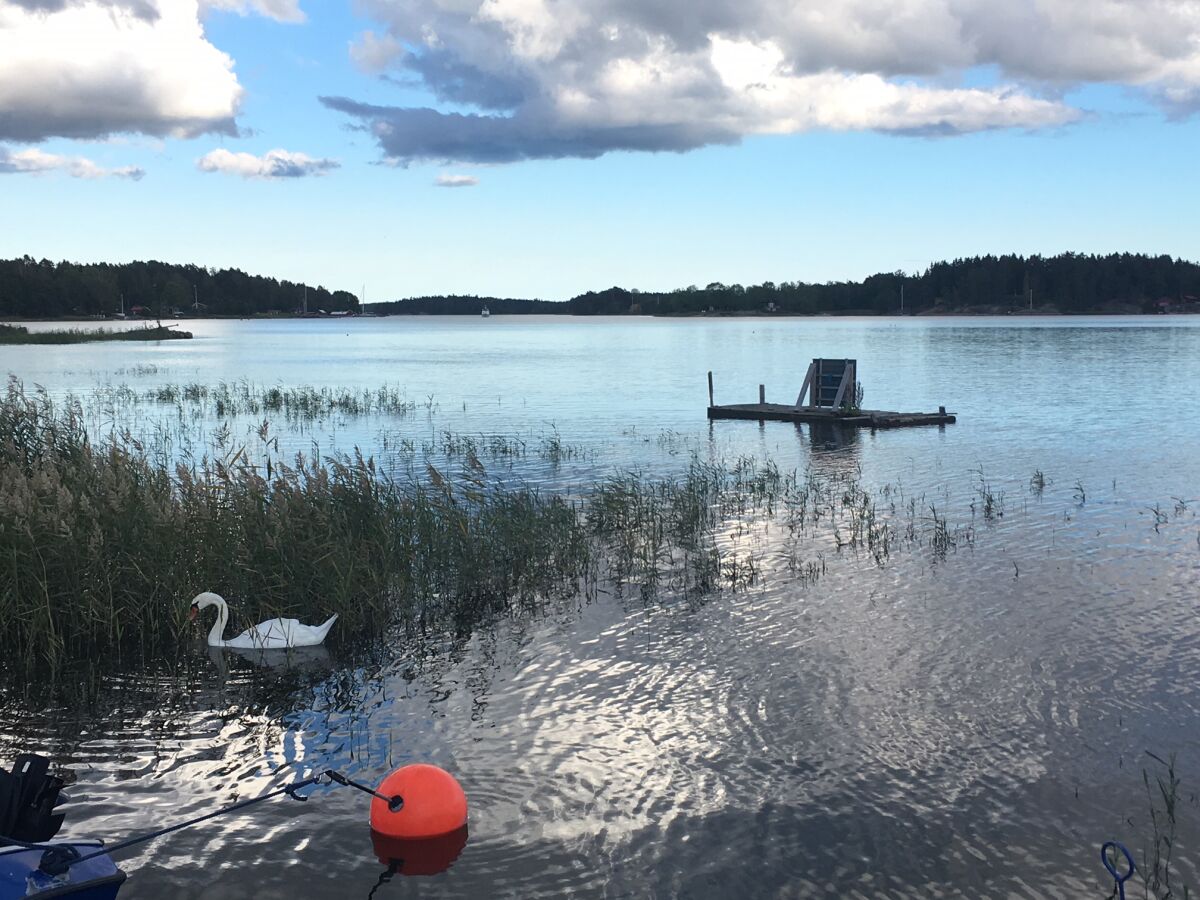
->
[1101,840,1135,900]
[0,842,125,899]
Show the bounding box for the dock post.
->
[708,371,714,407]
[759,384,765,404]
[939,406,946,416]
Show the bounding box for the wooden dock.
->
[706,365,954,429]
[707,403,955,428]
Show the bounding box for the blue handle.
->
[1101,841,1135,900]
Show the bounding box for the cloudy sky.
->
[1,0,1199,299]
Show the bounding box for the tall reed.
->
[0,379,972,675]
[0,381,588,670]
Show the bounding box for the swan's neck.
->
[208,597,229,646]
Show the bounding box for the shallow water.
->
[3,315,1200,897]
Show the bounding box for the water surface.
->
[3,315,1199,897]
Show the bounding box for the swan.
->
[189,592,338,649]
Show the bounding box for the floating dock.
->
[706,360,955,429]
[707,403,954,428]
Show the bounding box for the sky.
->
[1,0,1199,301]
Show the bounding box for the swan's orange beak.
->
[188,603,198,621]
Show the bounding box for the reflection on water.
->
[3,316,1200,897]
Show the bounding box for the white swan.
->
[189,592,338,649]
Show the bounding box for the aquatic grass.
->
[154,382,418,420]
[1138,752,1192,900]
[1030,469,1047,496]
[970,467,1004,521]
[0,378,985,676]
[0,323,190,344]
[0,381,588,670]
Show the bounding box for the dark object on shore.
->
[706,362,955,429]
[0,753,126,899]
[0,323,192,344]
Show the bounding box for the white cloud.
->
[200,0,304,24]
[0,0,242,141]
[350,29,403,74]
[333,0,1200,163]
[197,147,340,178]
[0,146,144,179]
[435,173,478,187]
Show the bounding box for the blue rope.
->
[1101,841,1136,900]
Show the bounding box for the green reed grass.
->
[135,381,419,419]
[0,381,588,669]
[0,378,975,674]
[0,323,190,344]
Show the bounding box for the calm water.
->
[3,315,1200,897]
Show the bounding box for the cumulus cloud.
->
[0,0,242,142]
[350,29,403,74]
[331,0,1200,164]
[0,146,145,179]
[8,0,158,18]
[435,173,478,187]
[197,147,339,178]
[200,0,304,24]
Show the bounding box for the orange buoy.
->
[369,764,468,840]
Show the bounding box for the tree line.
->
[4,253,1199,319]
[0,257,358,318]
[367,295,562,315]
[563,253,1200,316]
[368,253,1200,316]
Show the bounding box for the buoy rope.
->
[325,769,404,811]
[1,768,398,876]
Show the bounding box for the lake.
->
[3,315,1199,898]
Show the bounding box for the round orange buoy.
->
[369,764,468,840]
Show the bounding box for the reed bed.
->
[0,323,190,344]
[112,381,421,419]
[0,379,974,674]
[0,382,587,670]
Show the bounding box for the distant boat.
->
[480,307,490,318]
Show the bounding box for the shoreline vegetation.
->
[0,322,191,344]
[3,253,1200,320]
[0,379,971,673]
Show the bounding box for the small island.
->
[0,322,192,344]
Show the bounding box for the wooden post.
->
[759,384,765,404]
[707,371,714,407]
[939,406,946,416]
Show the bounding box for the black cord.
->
[367,861,401,899]
[3,772,324,875]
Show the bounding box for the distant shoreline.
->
[5,308,1200,323]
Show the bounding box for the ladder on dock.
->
[795,359,856,410]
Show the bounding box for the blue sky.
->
[1,0,1199,301]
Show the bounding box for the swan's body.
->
[189,592,337,649]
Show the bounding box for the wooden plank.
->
[794,362,816,408]
[831,360,851,409]
[708,402,954,429]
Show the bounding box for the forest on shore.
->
[3,253,1199,319]
[0,257,358,318]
